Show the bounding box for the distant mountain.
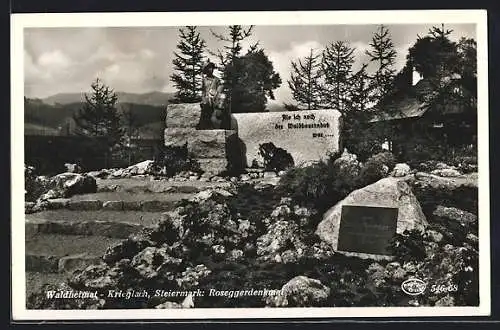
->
[24,97,166,137]
[41,91,175,107]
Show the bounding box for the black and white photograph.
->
[11,10,490,320]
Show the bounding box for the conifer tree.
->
[366,25,397,104]
[288,48,323,110]
[170,26,206,103]
[349,64,371,112]
[210,26,281,113]
[74,78,123,149]
[321,41,355,114]
[210,25,256,112]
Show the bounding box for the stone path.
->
[25,177,219,296]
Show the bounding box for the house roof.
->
[368,77,470,123]
[368,79,432,122]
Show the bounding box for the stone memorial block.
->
[188,130,237,159]
[337,205,398,255]
[165,103,203,128]
[231,110,342,167]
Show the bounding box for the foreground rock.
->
[391,163,411,177]
[39,173,97,200]
[266,276,330,307]
[316,177,428,252]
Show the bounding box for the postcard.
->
[11,9,490,320]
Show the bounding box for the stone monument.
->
[164,103,240,175]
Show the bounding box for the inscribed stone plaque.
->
[337,205,398,256]
[231,110,341,167]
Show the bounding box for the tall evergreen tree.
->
[288,48,323,110]
[349,64,371,112]
[229,48,281,113]
[210,26,280,113]
[74,78,123,149]
[170,26,206,103]
[321,41,355,114]
[366,25,397,104]
[210,25,256,112]
[407,24,458,81]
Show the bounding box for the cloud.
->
[23,24,477,100]
[268,40,323,104]
[38,49,73,69]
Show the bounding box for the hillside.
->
[41,91,174,107]
[25,97,165,137]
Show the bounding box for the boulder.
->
[125,160,155,176]
[256,220,306,263]
[266,276,330,307]
[431,168,462,177]
[41,173,97,199]
[58,253,103,273]
[64,163,82,173]
[155,301,181,309]
[316,177,428,252]
[432,206,478,229]
[392,163,411,177]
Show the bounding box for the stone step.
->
[25,219,145,239]
[96,177,230,193]
[26,234,121,273]
[26,210,161,234]
[40,196,187,212]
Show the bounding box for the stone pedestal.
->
[164,103,243,175]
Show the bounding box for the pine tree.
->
[366,25,397,104]
[74,78,123,149]
[210,26,281,113]
[229,48,281,113]
[210,25,256,112]
[321,41,355,114]
[349,64,371,112]
[288,48,323,110]
[170,26,206,103]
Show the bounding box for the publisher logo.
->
[401,278,427,296]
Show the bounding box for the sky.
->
[24,24,476,105]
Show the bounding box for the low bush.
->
[356,151,396,187]
[25,165,51,202]
[153,145,201,177]
[258,142,294,172]
[277,153,356,213]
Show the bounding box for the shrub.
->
[356,151,396,187]
[24,165,51,202]
[258,142,294,172]
[389,229,427,263]
[153,145,201,177]
[277,153,357,213]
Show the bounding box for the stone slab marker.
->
[231,110,342,167]
[316,177,428,259]
[164,103,241,175]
